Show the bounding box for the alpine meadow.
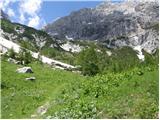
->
[0,0,159,119]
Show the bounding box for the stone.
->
[8,58,16,63]
[16,67,33,73]
[25,77,36,81]
[7,58,21,64]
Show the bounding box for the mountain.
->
[44,1,159,54]
[0,17,81,65]
[0,19,60,52]
[0,10,9,20]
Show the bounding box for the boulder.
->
[15,61,21,64]
[16,67,33,73]
[7,58,21,64]
[8,58,16,63]
[25,77,36,81]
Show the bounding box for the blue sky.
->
[0,0,123,29]
[41,1,102,24]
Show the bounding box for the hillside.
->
[0,18,78,65]
[1,57,85,118]
[0,1,159,119]
[1,57,158,119]
[1,18,156,69]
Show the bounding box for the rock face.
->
[16,67,33,73]
[60,41,82,53]
[44,0,159,54]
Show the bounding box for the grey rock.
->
[7,58,20,64]
[7,58,16,63]
[25,77,36,81]
[16,67,33,73]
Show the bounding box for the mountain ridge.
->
[44,1,159,54]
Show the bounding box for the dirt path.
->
[31,102,50,118]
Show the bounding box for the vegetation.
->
[1,19,78,65]
[1,19,16,34]
[8,48,16,59]
[1,56,158,119]
[1,17,159,119]
[17,48,33,65]
[19,41,39,52]
[1,57,86,118]
[48,67,158,119]
[76,46,156,75]
[76,46,99,75]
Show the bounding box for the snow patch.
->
[88,22,92,25]
[60,41,82,53]
[15,26,25,34]
[1,29,18,41]
[0,37,20,53]
[96,49,101,52]
[0,37,76,69]
[106,51,112,56]
[133,45,145,61]
[32,34,46,48]
[65,35,73,40]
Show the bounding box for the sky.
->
[0,0,123,29]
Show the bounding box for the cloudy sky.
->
[0,0,123,29]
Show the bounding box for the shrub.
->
[17,48,33,65]
[8,48,16,59]
[77,47,99,76]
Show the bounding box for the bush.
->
[77,47,99,76]
[17,48,33,65]
[8,48,16,59]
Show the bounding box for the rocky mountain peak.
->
[44,1,159,54]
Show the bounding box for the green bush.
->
[8,48,16,59]
[17,48,33,65]
[77,47,99,76]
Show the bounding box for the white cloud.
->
[0,0,17,11]
[19,14,25,23]
[0,0,45,29]
[18,0,45,29]
[7,8,15,17]
[19,0,42,17]
[28,16,40,28]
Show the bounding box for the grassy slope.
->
[46,67,158,119]
[1,59,86,118]
[1,58,159,119]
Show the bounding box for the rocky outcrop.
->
[16,67,33,73]
[44,1,159,54]
[60,41,82,53]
